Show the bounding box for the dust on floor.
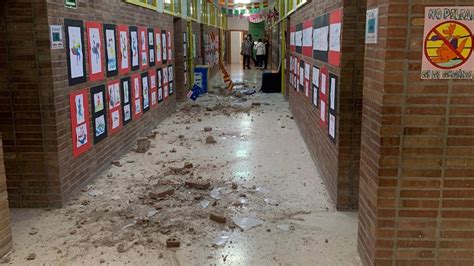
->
[1,92,360,266]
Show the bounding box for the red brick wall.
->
[359,1,474,264]
[288,0,366,210]
[46,0,176,206]
[0,0,61,207]
[0,135,13,257]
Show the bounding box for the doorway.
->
[230,31,242,64]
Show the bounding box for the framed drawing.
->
[85,21,104,81]
[65,19,87,86]
[155,28,162,65]
[107,80,122,134]
[90,85,108,144]
[104,24,118,77]
[161,30,167,64]
[157,68,163,103]
[312,66,320,107]
[118,25,131,75]
[163,66,169,100]
[139,27,148,69]
[120,77,132,125]
[149,69,157,108]
[69,88,91,157]
[131,73,142,120]
[168,65,174,96]
[141,72,150,113]
[148,28,155,67]
[129,26,140,71]
[167,30,172,61]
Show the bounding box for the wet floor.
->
[3,64,359,265]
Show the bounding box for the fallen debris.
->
[231,182,238,189]
[136,137,151,153]
[232,215,263,231]
[111,160,122,167]
[185,180,211,190]
[252,102,261,106]
[204,126,213,132]
[210,187,223,199]
[200,200,210,209]
[213,231,231,247]
[149,187,175,199]
[26,253,36,261]
[166,238,180,248]
[210,213,227,224]
[264,198,280,206]
[277,224,290,231]
[205,136,217,144]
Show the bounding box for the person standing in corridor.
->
[241,35,253,70]
[255,39,266,69]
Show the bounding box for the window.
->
[125,0,157,10]
[164,0,172,12]
[174,0,181,15]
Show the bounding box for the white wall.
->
[230,31,242,64]
[227,17,249,31]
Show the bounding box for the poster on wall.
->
[120,77,132,125]
[155,28,162,65]
[295,24,303,54]
[421,6,474,79]
[104,24,118,77]
[141,72,150,113]
[319,67,329,128]
[299,60,305,92]
[289,55,294,88]
[294,57,299,91]
[118,25,130,75]
[148,28,155,67]
[129,26,140,71]
[161,30,168,63]
[192,34,197,58]
[290,27,295,52]
[49,25,64,49]
[168,65,174,95]
[85,22,104,81]
[163,66,169,100]
[365,8,379,44]
[328,74,337,143]
[157,68,163,103]
[131,73,142,119]
[312,65,320,107]
[69,88,91,157]
[329,9,342,66]
[139,27,148,69]
[167,31,173,61]
[90,85,108,144]
[65,19,87,86]
[302,20,313,57]
[304,62,311,98]
[313,14,329,62]
[183,32,187,58]
[107,80,122,134]
[149,69,158,108]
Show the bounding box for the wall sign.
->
[49,25,64,49]
[65,0,77,9]
[69,89,91,157]
[65,19,87,86]
[365,8,379,44]
[421,6,474,79]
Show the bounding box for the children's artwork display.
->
[139,27,148,69]
[107,80,122,134]
[141,72,150,113]
[319,66,329,128]
[183,32,187,59]
[168,65,174,95]
[313,14,330,62]
[129,26,140,71]
[86,22,104,81]
[167,30,172,61]
[118,25,131,74]
[156,68,164,103]
[131,73,142,119]
[295,23,302,54]
[328,73,338,143]
[302,20,313,57]
[69,89,91,157]
[90,85,108,144]
[163,66,169,100]
[104,24,118,77]
[148,28,155,67]
[299,60,305,92]
[155,28,162,65]
[65,19,87,85]
[312,66,320,107]
[290,26,295,52]
[149,69,157,108]
[304,62,311,98]
[120,77,132,125]
[289,55,294,88]
[161,30,167,63]
[329,9,342,67]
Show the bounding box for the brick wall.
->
[359,1,474,265]
[0,135,13,258]
[287,0,366,210]
[202,24,220,77]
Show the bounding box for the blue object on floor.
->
[187,85,201,101]
[194,65,209,94]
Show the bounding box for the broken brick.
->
[205,136,217,144]
[183,162,193,169]
[204,126,212,132]
[136,138,151,153]
[210,213,226,223]
[185,180,211,190]
[149,187,175,199]
[166,238,180,248]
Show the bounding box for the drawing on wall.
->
[328,73,338,141]
[141,72,150,112]
[129,26,140,70]
[155,28,162,64]
[168,65,174,95]
[86,22,104,81]
[295,23,303,54]
[65,19,87,85]
[328,113,336,142]
[329,9,342,66]
[299,60,305,92]
[302,20,313,57]
[107,80,122,134]
[118,25,130,74]
[148,28,155,67]
[162,30,167,63]
[90,85,108,144]
[313,14,330,62]
[163,67,169,100]
[319,66,329,128]
[304,62,311,98]
[312,66,320,107]
[120,77,132,125]
[104,24,118,76]
[132,74,142,119]
[69,88,91,157]
[289,55,294,88]
[157,68,163,103]
[167,31,172,60]
[149,69,157,108]
[139,27,148,68]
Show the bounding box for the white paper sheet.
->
[330,77,336,110]
[313,26,329,51]
[329,23,341,52]
[303,27,312,47]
